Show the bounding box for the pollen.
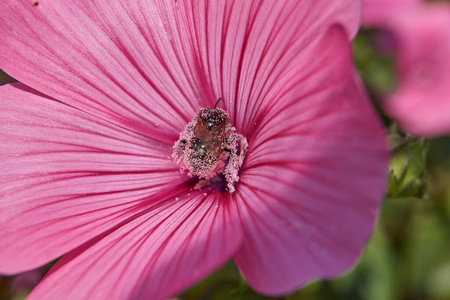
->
[172,106,248,193]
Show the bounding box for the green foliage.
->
[352,29,397,97]
[387,126,429,200]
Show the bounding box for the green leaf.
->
[387,129,428,199]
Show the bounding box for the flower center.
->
[172,106,248,193]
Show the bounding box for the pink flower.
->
[363,0,450,137]
[0,1,388,299]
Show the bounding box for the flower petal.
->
[28,192,241,300]
[362,0,419,27]
[386,83,450,137]
[0,0,206,137]
[232,26,388,295]
[0,0,360,138]
[0,84,186,274]
[382,5,450,137]
[178,0,361,134]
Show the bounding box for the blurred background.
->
[1,1,450,299]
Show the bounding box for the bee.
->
[173,98,248,193]
[190,98,227,157]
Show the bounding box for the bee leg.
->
[223,133,248,193]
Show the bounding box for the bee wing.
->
[194,117,211,140]
[211,121,226,137]
[208,122,226,157]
